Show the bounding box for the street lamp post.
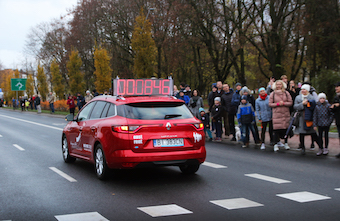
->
[145,8,155,23]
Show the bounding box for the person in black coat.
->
[330,82,340,158]
[221,84,235,138]
[211,97,224,142]
[199,107,213,141]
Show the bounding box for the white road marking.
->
[202,161,227,169]
[0,114,63,131]
[49,167,77,182]
[55,212,108,221]
[0,134,3,137]
[210,198,264,210]
[245,173,291,184]
[335,188,340,191]
[138,204,193,217]
[13,144,25,151]
[277,191,331,203]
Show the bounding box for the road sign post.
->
[11,78,27,91]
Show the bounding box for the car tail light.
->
[112,125,140,133]
[194,123,204,130]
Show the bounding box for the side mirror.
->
[65,114,76,122]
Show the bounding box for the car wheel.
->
[95,144,109,180]
[62,135,76,163]
[179,163,200,174]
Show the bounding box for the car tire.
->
[94,144,109,180]
[62,135,76,163]
[179,163,200,174]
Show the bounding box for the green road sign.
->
[11,78,27,91]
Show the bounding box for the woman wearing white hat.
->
[313,93,334,155]
[293,84,320,155]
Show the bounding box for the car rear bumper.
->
[106,146,206,169]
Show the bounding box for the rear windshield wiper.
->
[164,114,182,119]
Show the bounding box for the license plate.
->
[153,138,184,147]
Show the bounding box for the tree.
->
[67,50,84,95]
[51,59,64,99]
[26,74,35,97]
[1,70,15,104]
[37,64,48,101]
[94,47,112,93]
[131,8,157,78]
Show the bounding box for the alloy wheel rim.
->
[96,149,103,175]
[62,138,68,159]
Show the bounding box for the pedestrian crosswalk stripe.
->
[277,191,331,203]
[245,173,291,184]
[202,161,227,168]
[138,204,193,217]
[55,212,108,221]
[49,167,77,182]
[210,198,264,210]
[13,144,25,151]
[335,188,340,191]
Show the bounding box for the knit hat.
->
[199,107,205,113]
[86,90,90,94]
[235,83,242,87]
[301,84,310,92]
[258,87,266,93]
[212,83,217,88]
[241,95,247,101]
[214,97,221,102]
[318,93,326,100]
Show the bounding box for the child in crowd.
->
[199,107,213,141]
[237,95,260,147]
[211,97,224,142]
[313,93,334,156]
[255,87,274,150]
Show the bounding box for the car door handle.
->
[91,126,96,132]
[79,127,83,131]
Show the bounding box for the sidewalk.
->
[217,130,340,157]
[0,107,66,119]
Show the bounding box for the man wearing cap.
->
[331,82,340,158]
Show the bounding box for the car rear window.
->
[117,102,194,120]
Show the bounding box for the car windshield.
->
[117,102,194,120]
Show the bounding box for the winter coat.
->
[237,102,255,125]
[208,91,216,111]
[34,97,41,106]
[188,96,204,118]
[268,90,293,130]
[255,95,272,122]
[231,90,241,112]
[313,101,334,127]
[67,98,76,109]
[332,94,340,125]
[85,94,93,103]
[293,93,316,134]
[178,95,190,105]
[211,104,224,122]
[200,113,210,129]
[221,89,235,113]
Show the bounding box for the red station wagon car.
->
[62,83,206,179]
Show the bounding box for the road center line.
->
[245,173,291,184]
[0,114,63,131]
[13,144,25,151]
[49,167,77,182]
[202,161,227,169]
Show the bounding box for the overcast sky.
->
[0,0,78,69]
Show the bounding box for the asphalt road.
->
[0,109,340,221]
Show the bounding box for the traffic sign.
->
[11,78,27,91]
